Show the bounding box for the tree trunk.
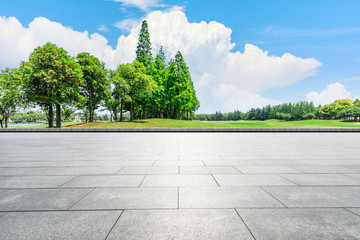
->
[142,105,146,119]
[4,117,8,128]
[48,105,54,128]
[120,99,124,122]
[56,104,61,128]
[130,101,134,121]
[0,119,3,128]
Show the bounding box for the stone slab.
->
[264,186,360,207]
[238,208,360,240]
[213,174,295,186]
[71,188,177,210]
[154,161,205,166]
[180,187,284,208]
[107,209,253,240]
[180,166,241,175]
[0,189,92,211]
[235,166,302,174]
[292,165,360,174]
[60,175,145,188]
[141,175,218,187]
[281,174,360,186]
[0,176,76,188]
[118,166,179,175]
[0,210,122,240]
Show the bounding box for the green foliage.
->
[61,105,76,121]
[336,106,360,120]
[10,111,46,123]
[165,51,199,119]
[0,68,24,128]
[136,20,153,70]
[22,42,83,128]
[76,52,110,122]
[328,99,353,118]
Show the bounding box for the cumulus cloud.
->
[306,83,352,106]
[0,9,322,112]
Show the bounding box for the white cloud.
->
[0,10,322,112]
[113,18,140,32]
[97,24,109,32]
[112,0,165,11]
[306,83,352,106]
[213,84,282,112]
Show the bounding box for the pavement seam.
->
[138,175,147,187]
[344,208,360,218]
[234,209,257,240]
[104,210,124,240]
[260,186,288,208]
[211,174,221,187]
[277,174,299,186]
[66,188,96,210]
[56,176,80,188]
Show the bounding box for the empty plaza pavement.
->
[0,133,360,240]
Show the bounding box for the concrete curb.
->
[1,128,360,133]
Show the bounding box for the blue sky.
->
[1,0,360,112]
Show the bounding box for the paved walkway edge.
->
[1,128,360,132]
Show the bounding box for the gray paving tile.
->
[281,174,360,186]
[0,161,52,167]
[0,176,76,188]
[180,166,241,175]
[238,208,360,240]
[346,208,360,216]
[0,189,91,211]
[264,186,360,207]
[299,160,360,165]
[102,161,155,166]
[141,175,217,187]
[0,167,54,176]
[154,161,204,166]
[71,188,177,210]
[0,212,7,217]
[118,166,178,175]
[346,174,360,179]
[292,165,360,174]
[250,159,304,165]
[180,187,284,208]
[203,160,254,166]
[213,174,295,186]
[47,161,106,167]
[60,175,145,188]
[107,209,253,240]
[235,166,302,174]
[0,211,122,240]
[46,167,122,175]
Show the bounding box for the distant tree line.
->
[196,99,360,121]
[0,20,199,128]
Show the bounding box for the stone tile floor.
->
[0,133,359,240]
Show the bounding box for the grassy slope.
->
[65,119,360,128]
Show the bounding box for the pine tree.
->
[136,20,153,70]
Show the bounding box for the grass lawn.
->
[63,118,360,128]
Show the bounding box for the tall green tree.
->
[22,43,83,128]
[118,61,154,121]
[148,46,168,118]
[165,51,199,119]
[76,52,110,122]
[136,20,153,70]
[0,68,24,128]
[109,68,131,121]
